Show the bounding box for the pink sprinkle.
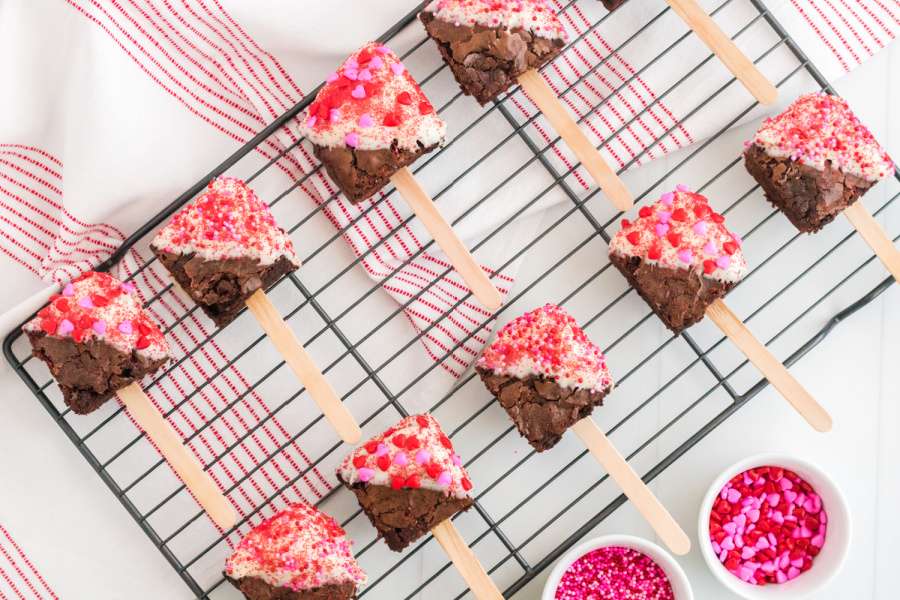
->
[359,113,374,128]
[415,449,431,465]
[329,108,341,124]
[351,85,366,99]
[57,319,74,336]
[92,320,107,335]
[358,69,372,81]
[693,220,708,235]
[344,68,358,81]
[451,453,462,466]
[118,321,133,335]
[62,283,75,297]
[727,488,741,503]
[437,471,452,487]
[306,115,317,128]
[369,56,383,69]
[121,282,136,294]
[393,452,409,467]
[677,249,693,264]
[376,45,390,54]
[345,132,360,148]
[77,296,94,309]
[554,546,674,600]
[375,443,389,457]
[326,72,339,83]
[660,192,675,206]
[716,255,731,269]
[654,223,669,237]
[676,183,690,192]
[391,62,405,76]
[723,522,737,535]
[657,210,671,223]
[358,467,375,482]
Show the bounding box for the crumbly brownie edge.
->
[337,476,473,552]
[153,250,297,328]
[420,12,565,105]
[601,0,628,9]
[26,330,168,414]
[610,252,735,334]
[476,368,610,452]
[224,575,356,600]
[313,142,437,204]
[744,144,874,233]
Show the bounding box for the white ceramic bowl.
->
[697,454,851,599]
[541,534,693,599]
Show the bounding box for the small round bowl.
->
[698,454,851,599]
[541,534,693,599]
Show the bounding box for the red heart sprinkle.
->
[620,218,631,229]
[54,298,69,312]
[711,213,725,224]
[383,113,400,127]
[391,475,404,490]
[626,231,641,245]
[405,437,420,451]
[418,101,434,115]
[425,463,442,479]
[671,208,688,221]
[416,415,429,428]
[392,434,406,448]
[647,244,662,260]
[136,337,151,350]
[638,206,652,218]
[461,477,473,491]
[405,475,421,489]
[377,455,391,471]
[440,435,453,449]
[365,441,379,454]
[397,91,412,105]
[353,455,367,469]
[666,232,681,247]
[703,260,716,274]
[41,318,57,334]
[723,242,737,255]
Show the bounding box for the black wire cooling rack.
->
[5,0,899,598]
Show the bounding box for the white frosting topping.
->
[297,43,446,152]
[424,0,568,40]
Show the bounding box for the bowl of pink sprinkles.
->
[698,454,851,599]
[542,535,693,600]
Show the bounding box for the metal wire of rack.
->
[4,0,898,598]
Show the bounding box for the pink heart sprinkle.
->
[345,132,360,148]
[344,69,358,81]
[721,536,735,550]
[375,443,389,457]
[329,108,341,123]
[780,478,793,491]
[62,283,75,297]
[326,72,339,83]
[376,45,390,55]
[437,471,452,487]
[393,452,408,466]
[451,453,462,466]
[370,56,383,69]
[676,183,690,192]
[57,319,74,336]
[121,282,135,294]
[741,547,756,559]
[734,514,747,528]
[704,241,717,255]
[784,490,798,504]
[723,522,737,535]
[712,541,721,554]
[787,567,801,580]
[677,249,693,264]
[767,493,780,506]
[390,62,405,76]
[358,113,374,128]
[92,320,107,335]
[415,449,431,465]
[727,488,741,503]
[660,192,675,206]
[693,220,708,235]
[118,321,133,335]
[756,537,770,550]
[351,85,366,99]
[811,534,825,548]
[654,223,669,237]
[78,296,94,309]
[716,255,731,269]
[357,467,375,482]
[306,115,317,128]
[358,69,372,81]
[747,509,760,522]
[657,210,671,223]
[776,571,788,584]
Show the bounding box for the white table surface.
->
[0,42,896,600]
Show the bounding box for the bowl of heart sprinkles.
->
[698,454,851,599]
[542,534,693,600]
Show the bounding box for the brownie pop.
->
[152,177,361,444]
[297,43,502,310]
[745,93,898,281]
[599,0,777,105]
[477,304,690,555]
[25,271,235,529]
[225,503,366,600]
[610,186,832,431]
[420,0,633,210]
[338,414,502,599]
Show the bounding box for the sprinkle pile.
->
[610,186,749,283]
[24,271,169,360]
[477,303,612,392]
[337,414,473,499]
[555,546,674,600]
[225,503,366,592]
[424,0,568,41]
[749,92,893,182]
[297,43,446,152]
[709,466,827,586]
[151,177,300,267]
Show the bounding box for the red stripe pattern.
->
[0,525,58,600]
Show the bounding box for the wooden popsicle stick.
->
[705,299,832,432]
[666,0,778,106]
[843,202,900,283]
[431,519,504,600]
[390,168,503,311]
[517,69,634,212]
[245,289,362,444]
[665,0,778,106]
[570,418,692,556]
[118,383,236,531]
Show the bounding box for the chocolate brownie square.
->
[225,504,366,600]
[744,93,893,233]
[420,1,568,105]
[297,43,446,203]
[337,414,474,552]
[24,271,170,414]
[609,186,748,334]
[476,304,613,451]
[150,177,301,328]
